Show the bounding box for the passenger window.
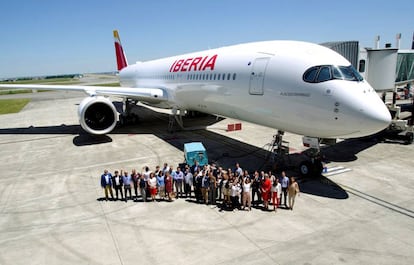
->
[227,73,231,80]
[233,73,236,80]
[316,66,331,82]
[303,67,318,82]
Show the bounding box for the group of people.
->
[100,161,300,211]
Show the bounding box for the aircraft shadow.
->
[299,176,349,199]
[0,105,381,200]
[0,124,82,135]
[321,137,380,163]
[0,125,113,146]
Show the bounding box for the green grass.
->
[0,89,33,95]
[0,77,73,84]
[90,82,120,87]
[0,99,31,114]
[0,89,51,95]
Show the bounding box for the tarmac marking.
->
[322,166,352,177]
[341,184,414,219]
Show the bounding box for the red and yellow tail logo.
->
[113,30,128,71]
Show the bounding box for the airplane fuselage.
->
[118,40,391,138]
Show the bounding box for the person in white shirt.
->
[112,170,123,201]
[242,177,252,211]
[184,167,193,198]
[142,166,152,180]
[148,172,158,202]
[235,162,243,176]
[230,180,241,210]
[271,178,282,211]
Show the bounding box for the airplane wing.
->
[0,84,168,104]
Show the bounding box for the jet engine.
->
[78,96,118,135]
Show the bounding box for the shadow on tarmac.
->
[299,176,349,199]
[321,137,380,163]
[73,134,113,146]
[1,104,383,200]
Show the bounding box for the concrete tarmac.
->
[0,92,413,265]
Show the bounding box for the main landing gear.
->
[268,132,324,178]
[298,148,324,178]
[298,136,325,177]
[119,98,139,126]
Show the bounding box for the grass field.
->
[0,99,30,114]
[0,89,52,96]
[0,77,77,84]
[0,77,82,95]
[90,82,120,87]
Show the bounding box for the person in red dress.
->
[148,172,158,202]
[261,174,271,210]
[164,171,173,201]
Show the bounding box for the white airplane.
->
[1,30,391,139]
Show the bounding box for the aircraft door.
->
[249,57,270,95]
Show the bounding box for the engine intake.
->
[78,96,117,134]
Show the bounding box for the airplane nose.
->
[361,99,391,134]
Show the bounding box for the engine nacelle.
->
[78,96,118,135]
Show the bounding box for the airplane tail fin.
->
[113,30,128,71]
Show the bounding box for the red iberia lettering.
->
[173,59,184,72]
[169,54,218,72]
[181,58,192,72]
[198,56,208,71]
[189,57,202,71]
[169,60,177,72]
[201,54,217,71]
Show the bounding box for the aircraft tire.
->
[119,114,126,126]
[299,161,312,177]
[405,132,413,145]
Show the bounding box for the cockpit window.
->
[317,66,332,82]
[303,65,363,83]
[303,67,318,82]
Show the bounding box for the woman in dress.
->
[148,172,158,202]
[156,171,165,200]
[164,171,173,201]
[261,174,271,210]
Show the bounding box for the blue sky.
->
[0,0,412,78]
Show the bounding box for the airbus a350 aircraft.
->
[1,30,391,140]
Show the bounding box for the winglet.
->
[113,30,128,71]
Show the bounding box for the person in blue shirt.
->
[122,170,132,202]
[156,172,165,200]
[280,171,290,208]
[100,169,114,201]
[174,167,184,198]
